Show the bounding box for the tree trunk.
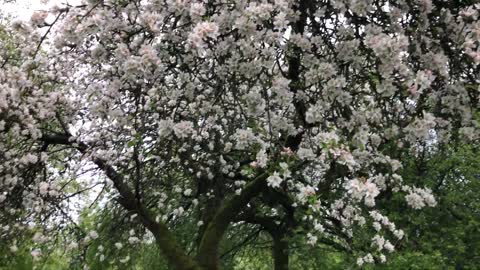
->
[272,234,289,270]
[196,173,269,269]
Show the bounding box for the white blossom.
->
[89,230,99,240]
[406,187,437,209]
[31,249,42,261]
[267,172,283,188]
[10,245,18,253]
[255,149,268,168]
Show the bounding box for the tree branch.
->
[196,171,269,269]
[41,134,201,270]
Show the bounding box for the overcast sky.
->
[3,0,49,19]
[2,0,80,20]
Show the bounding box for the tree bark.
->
[196,172,269,270]
[240,211,291,270]
[272,233,289,270]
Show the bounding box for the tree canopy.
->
[0,0,479,269]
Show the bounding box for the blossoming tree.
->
[0,0,478,269]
